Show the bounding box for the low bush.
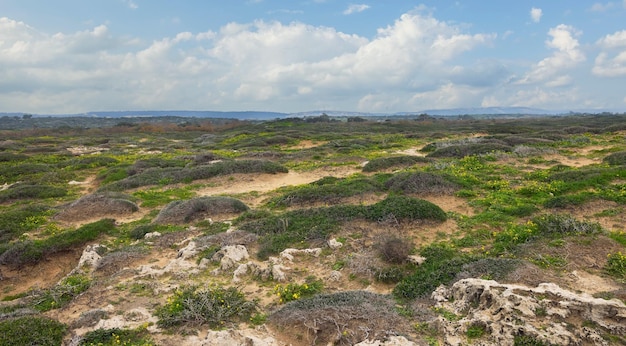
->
[0,152,28,162]
[133,187,195,207]
[427,143,512,158]
[0,163,51,182]
[367,195,447,222]
[384,171,459,195]
[378,236,412,264]
[606,252,626,280]
[274,278,323,303]
[533,214,603,237]
[55,192,138,222]
[0,184,67,202]
[0,316,66,346]
[455,258,521,281]
[156,285,257,329]
[266,176,382,208]
[101,160,288,191]
[126,157,188,176]
[30,274,91,312]
[0,205,50,243]
[240,196,445,259]
[79,326,154,346]
[0,219,116,267]
[154,196,249,224]
[603,151,626,166]
[362,156,430,172]
[61,156,119,170]
[393,243,476,300]
[269,291,411,345]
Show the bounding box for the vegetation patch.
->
[238,195,445,259]
[0,204,51,243]
[603,151,626,166]
[427,143,512,158]
[101,160,288,191]
[78,326,154,346]
[0,219,116,267]
[29,274,91,312]
[362,155,430,172]
[394,243,477,300]
[156,285,257,330]
[274,278,323,304]
[266,175,383,208]
[154,196,249,224]
[384,171,460,195]
[0,184,67,202]
[55,192,138,222]
[269,291,411,345]
[0,316,67,346]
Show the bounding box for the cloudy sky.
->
[1,1,626,114]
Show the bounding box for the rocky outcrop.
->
[432,278,626,346]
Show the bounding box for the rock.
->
[233,262,262,283]
[407,255,426,265]
[177,241,199,260]
[328,238,344,249]
[212,245,250,271]
[432,278,626,346]
[328,270,342,282]
[280,248,322,261]
[144,231,161,239]
[183,329,279,346]
[354,336,417,346]
[69,244,106,275]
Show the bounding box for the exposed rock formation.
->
[432,278,626,346]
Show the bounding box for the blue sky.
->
[1,1,626,114]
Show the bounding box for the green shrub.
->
[606,252,626,279]
[101,160,288,191]
[0,184,67,202]
[367,195,447,222]
[427,143,512,158]
[0,163,51,182]
[456,258,520,281]
[514,335,550,346]
[362,156,430,172]
[31,274,91,312]
[466,322,487,339]
[374,265,411,284]
[0,152,29,162]
[543,193,595,208]
[0,316,66,346]
[604,151,626,166]
[79,327,154,346]
[0,219,115,267]
[0,205,51,243]
[274,278,323,303]
[533,214,603,237]
[393,243,475,300]
[266,176,382,208]
[56,192,138,221]
[62,156,119,170]
[133,187,195,207]
[154,196,249,224]
[156,285,257,329]
[384,171,459,195]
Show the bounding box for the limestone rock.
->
[354,336,417,346]
[328,238,344,249]
[183,328,279,346]
[432,278,626,346]
[212,245,250,271]
[280,248,322,261]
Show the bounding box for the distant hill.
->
[397,107,565,116]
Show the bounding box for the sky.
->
[1,1,626,114]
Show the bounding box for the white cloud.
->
[593,30,626,76]
[0,10,500,113]
[344,4,370,15]
[123,0,138,9]
[517,24,585,86]
[590,2,615,12]
[530,7,543,23]
[597,30,626,48]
